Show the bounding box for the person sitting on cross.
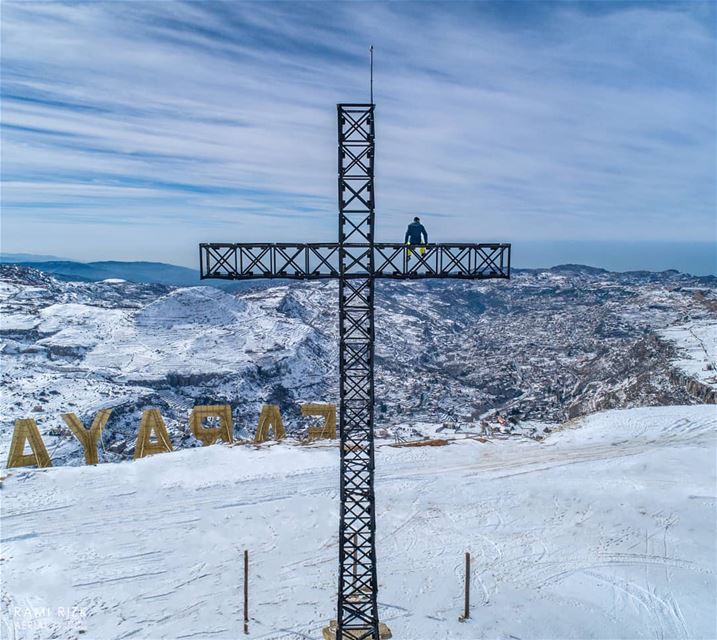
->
[405,216,428,257]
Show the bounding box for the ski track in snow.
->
[1,406,715,640]
[659,320,717,390]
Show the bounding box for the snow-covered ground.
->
[660,320,717,390]
[2,405,715,640]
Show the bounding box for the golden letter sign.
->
[134,409,173,460]
[254,405,285,443]
[6,419,52,469]
[6,399,337,468]
[301,403,337,440]
[190,405,233,446]
[62,409,112,465]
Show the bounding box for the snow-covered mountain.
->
[0,256,202,286]
[0,264,714,465]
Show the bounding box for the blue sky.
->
[1,1,715,271]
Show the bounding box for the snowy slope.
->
[2,405,715,640]
[659,320,716,391]
[0,272,335,464]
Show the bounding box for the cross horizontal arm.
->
[199,242,511,280]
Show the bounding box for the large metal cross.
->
[199,103,510,639]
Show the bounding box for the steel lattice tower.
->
[199,102,510,639]
[337,104,380,637]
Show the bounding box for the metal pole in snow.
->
[461,552,470,621]
[244,549,249,634]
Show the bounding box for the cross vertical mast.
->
[199,98,511,639]
[337,103,380,638]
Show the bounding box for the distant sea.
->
[513,241,716,276]
[2,241,715,278]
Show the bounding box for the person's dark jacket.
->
[405,221,428,244]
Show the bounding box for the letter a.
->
[254,405,285,443]
[190,405,233,446]
[6,419,52,468]
[134,409,173,460]
[62,409,112,465]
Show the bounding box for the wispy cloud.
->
[1,1,714,266]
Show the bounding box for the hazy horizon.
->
[3,240,715,277]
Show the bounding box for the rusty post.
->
[463,551,470,620]
[244,549,249,634]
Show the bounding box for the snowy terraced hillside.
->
[0,264,715,465]
[660,320,716,390]
[1,405,715,639]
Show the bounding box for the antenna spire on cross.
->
[370,45,374,104]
